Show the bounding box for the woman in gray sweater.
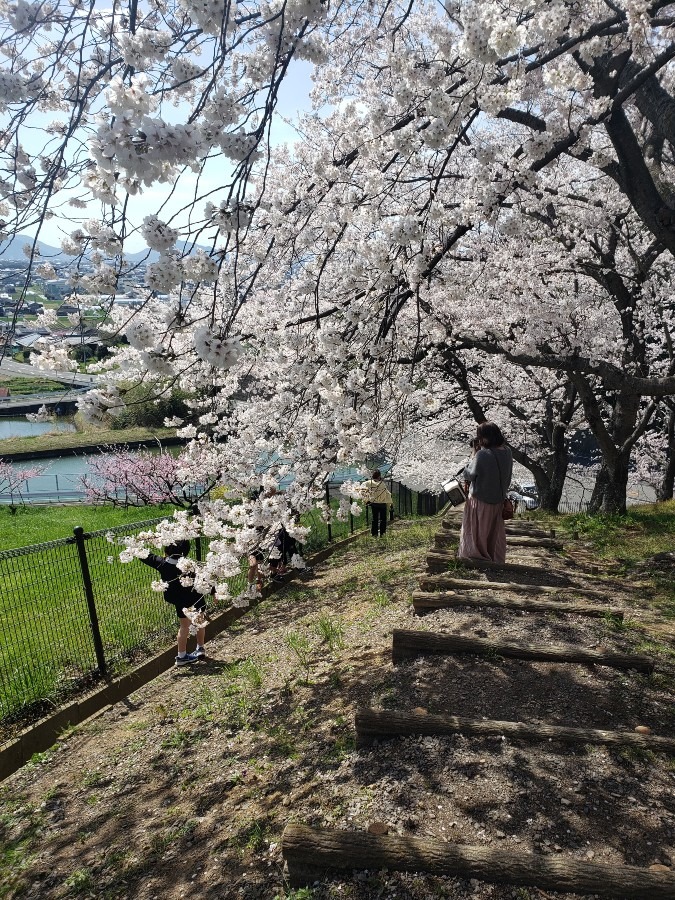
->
[459,422,513,563]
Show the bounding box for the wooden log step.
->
[427,551,571,582]
[412,590,625,620]
[419,574,561,594]
[391,629,655,673]
[355,708,675,752]
[282,823,675,898]
[443,519,556,539]
[417,574,616,601]
[434,532,563,550]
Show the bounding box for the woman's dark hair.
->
[476,421,505,449]
[165,540,190,557]
[371,469,382,480]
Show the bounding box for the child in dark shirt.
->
[139,539,207,667]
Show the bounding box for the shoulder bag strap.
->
[489,449,505,499]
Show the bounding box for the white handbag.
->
[442,479,467,506]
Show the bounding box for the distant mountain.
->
[0,234,73,261]
[124,240,214,264]
[0,234,212,265]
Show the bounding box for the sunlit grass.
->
[552,501,675,560]
[0,503,178,549]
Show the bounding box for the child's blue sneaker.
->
[175,652,199,667]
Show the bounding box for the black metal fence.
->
[0,480,445,743]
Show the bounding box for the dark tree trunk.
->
[536,450,568,511]
[601,459,629,515]
[589,464,609,513]
[512,447,568,514]
[589,456,630,515]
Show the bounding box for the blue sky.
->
[25,59,315,253]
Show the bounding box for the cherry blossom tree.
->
[631,402,675,501]
[81,444,221,507]
[438,353,583,511]
[0,460,43,506]
[7,0,675,578]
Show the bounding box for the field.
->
[0,503,178,549]
[0,376,69,395]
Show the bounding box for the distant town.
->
[0,252,167,364]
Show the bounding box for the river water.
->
[1,418,121,501]
[0,418,76,439]
[0,417,659,507]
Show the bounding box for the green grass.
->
[314,613,346,651]
[0,503,178,548]
[0,376,71,394]
[285,631,314,681]
[0,799,43,899]
[0,425,178,457]
[556,501,675,619]
[0,495,440,735]
[557,501,675,559]
[0,504,248,731]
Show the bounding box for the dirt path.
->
[1,517,674,900]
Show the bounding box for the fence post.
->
[325,482,332,542]
[349,497,354,534]
[73,526,108,678]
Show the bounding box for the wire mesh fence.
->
[0,479,445,743]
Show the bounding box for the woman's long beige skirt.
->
[458,495,506,564]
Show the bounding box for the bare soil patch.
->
[1,517,674,900]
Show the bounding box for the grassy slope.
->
[557,500,675,559]
[536,501,675,620]
[1,515,674,900]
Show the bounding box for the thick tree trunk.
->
[511,445,568,514]
[589,455,630,515]
[538,420,569,511]
[589,463,610,513]
[536,478,564,512]
[601,461,630,514]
